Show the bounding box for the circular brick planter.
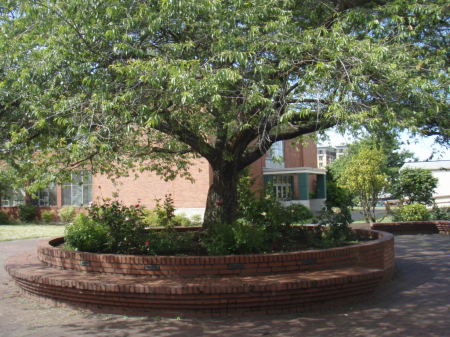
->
[371,221,450,235]
[5,229,395,316]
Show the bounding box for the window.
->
[33,184,57,207]
[319,155,323,161]
[1,189,25,207]
[265,141,285,169]
[272,175,293,201]
[62,172,93,206]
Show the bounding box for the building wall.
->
[92,158,211,209]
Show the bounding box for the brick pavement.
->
[1,231,449,337]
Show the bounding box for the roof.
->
[401,160,450,171]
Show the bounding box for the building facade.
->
[1,139,326,218]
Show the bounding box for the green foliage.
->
[0,0,447,227]
[338,145,388,224]
[203,219,268,255]
[394,203,430,222]
[0,211,10,224]
[154,195,176,227]
[430,206,450,221]
[88,199,147,254]
[325,168,354,222]
[64,214,109,252]
[40,209,55,223]
[18,204,37,222]
[146,229,202,256]
[316,209,357,248]
[393,168,438,205]
[238,174,311,228]
[58,206,77,223]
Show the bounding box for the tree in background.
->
[393,168,438,205]
[0,0,448,229]
[324,168,354,223]
[338,146,388,225]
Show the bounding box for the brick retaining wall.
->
[371,221,450,235]
[6,229,395,316]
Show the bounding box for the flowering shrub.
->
[88,199,148,254]
[65,214,109,252]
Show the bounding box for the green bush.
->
[89,199,147,254]
[146,229,202,255]
[65,214,109,252]
[58,206,76,223]
[41,209,56,223]
[430,206,450,221]
[395,203,430,221]
[203,219,268,255]
[285,204,313,224]
[315,208,356,248]
[18,204,37,222]
[0,211,10,224]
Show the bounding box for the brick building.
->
[1,139,326,218]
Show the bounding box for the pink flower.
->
[145,241,150,247]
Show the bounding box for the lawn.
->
[0,223,66,242]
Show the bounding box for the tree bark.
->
[203,163,240,231]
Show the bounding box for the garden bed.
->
[6,229,394,316]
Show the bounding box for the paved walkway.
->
[1,233,449,337]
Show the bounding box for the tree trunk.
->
[203,164,240,231]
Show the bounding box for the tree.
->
[330,133,414,192]
[0,0,448,229]
[338,146,388,225]
[324,168,354,223]
[393,168,438,205]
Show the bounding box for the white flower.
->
[331,207,342,214]
[261,212,267,217]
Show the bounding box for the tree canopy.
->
[0,0,448,226]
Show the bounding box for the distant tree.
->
[325,168,354,223]
[338,145,388,225]
[0,0,448,229]
[393,168,438,205]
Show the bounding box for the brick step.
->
[6,251,385,316]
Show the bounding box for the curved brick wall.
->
[6,229,395,316]
[37,229,394,278]
[371,221,450,235]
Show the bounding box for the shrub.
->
[285,204,313,224]
[18,204,37,222]
[203,219,268,255]
[59,206,76,223]
[89,199,147,254]
[154,194,176,227]
[0,211,10,224]
[172,213,194,227]
[41,209,56,223]
[392,168,438,205]
[430,206,450,221]
[315,208,356,248]
[146,229,202,255]
[395,203,430,222]
[65,214,109,252]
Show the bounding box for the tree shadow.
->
[58,234,450,337]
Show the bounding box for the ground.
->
[1,224,449,337]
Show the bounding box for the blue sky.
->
[318,130,450,162]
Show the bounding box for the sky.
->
[318,129,450,162]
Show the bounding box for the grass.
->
[352,216,395,224]
[0,223,66,242]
